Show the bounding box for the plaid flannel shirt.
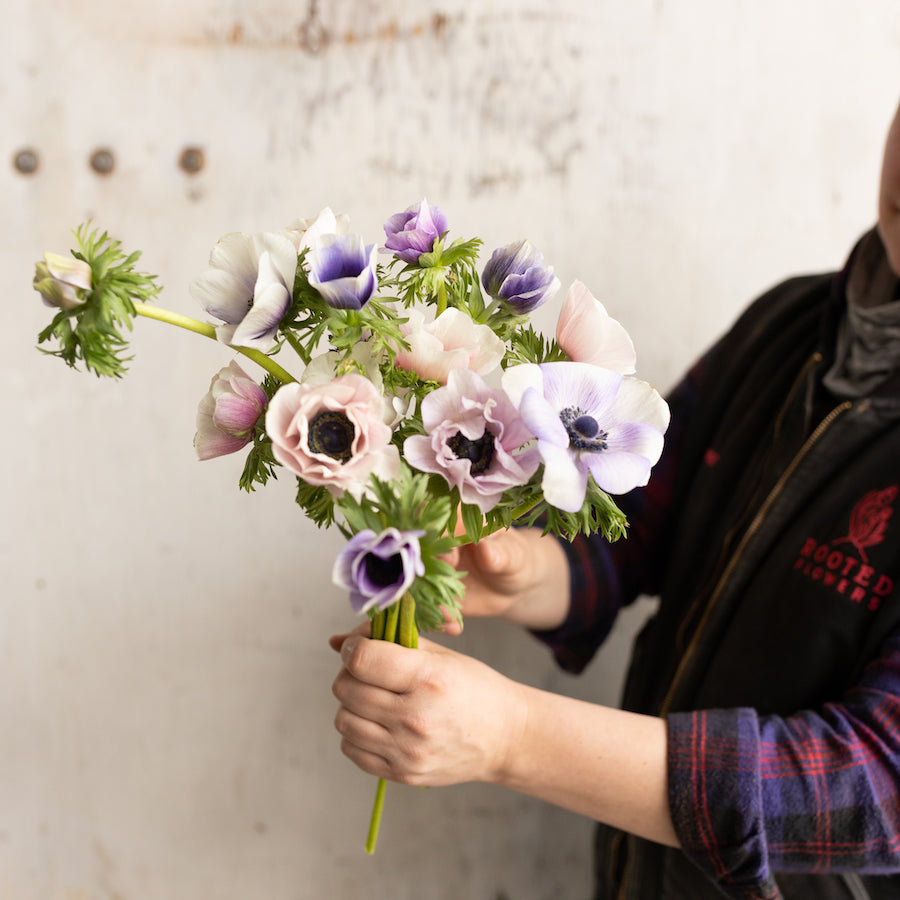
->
[535,354,900,897]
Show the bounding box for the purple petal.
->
[518,386,569,446]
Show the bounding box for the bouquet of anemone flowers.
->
[32,200,670,852]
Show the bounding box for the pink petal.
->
[556,281,636,374]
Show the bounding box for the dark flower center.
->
[365,552,403,588]
[308,411,356,462]
[447,428,496,476]
[560,407,608,452]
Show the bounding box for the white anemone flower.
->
[190,231,298,352]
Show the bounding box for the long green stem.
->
[132,302,298,385]
[365,594,418,855]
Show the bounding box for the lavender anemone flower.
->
[333,528,425,614]
[502,362,669,513]
[306,233,378,310]
[404,368,540,513]
[383,199,448,264]
[481,239,560,314]
[189,231,298,352]
[194,360,268,460]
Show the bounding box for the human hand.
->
[330,632,527,787]
[442,527,571,634]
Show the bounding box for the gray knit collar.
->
[822,229,900,398]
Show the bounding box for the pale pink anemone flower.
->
[394,307,505,384]
[194,361,268,460]
[265,374,399,498]
[404,368,540,513]
[556,280,636,374]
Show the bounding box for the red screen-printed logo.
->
[794,485,897,611]
[834,486,898,563]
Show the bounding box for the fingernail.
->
[341,635,359,666]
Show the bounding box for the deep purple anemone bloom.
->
[332,528,426,614]
[307,233,378,310]
[481,239,560,314]
[383,199,448,264]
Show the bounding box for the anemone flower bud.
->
[194,361,268,460]
[333,528,426,614]
[33,252,92,310]
[383,199,448,264]
[306,233,378,310]
[481,239,560,314]
[556,280,636,374]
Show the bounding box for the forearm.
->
[495,683,678,848]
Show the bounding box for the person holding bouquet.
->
[331,98,900,900]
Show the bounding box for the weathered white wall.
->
[2,2,899,898]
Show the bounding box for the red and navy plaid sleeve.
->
[667,629,900,898]
[532,356,709,673]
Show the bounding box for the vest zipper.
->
[674,351,823,655]
[659,397,852,718]
[614,397,852,900]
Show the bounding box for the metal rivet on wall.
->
[179,146,205,175]
[89,148,115,175]
[13,147,39,175]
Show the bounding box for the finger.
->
[328,621,372,652]
[470,529,514,573]
[334,704,391,751]
[332,667,398,719]
[339,738,392,779]
[339,635,426,693]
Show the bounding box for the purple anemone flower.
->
[404,368,540,513]
[502,362,669,513]
[332,528,426,614]
[306,233,378,310]
[383,199,448,264]
[481,239,560,314]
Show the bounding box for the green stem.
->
[365,593,418,854]
[282,328,311,365]
[132,302,298,385]
[435,281,448,316]
[365,779,388,855]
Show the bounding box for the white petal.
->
[190,267,252,323]
[609,378,671,434]
[539,441,588,513]
[501,363,543,407]
[586,451,652,495]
